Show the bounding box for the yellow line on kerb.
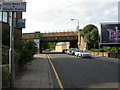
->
[47,55,64,90]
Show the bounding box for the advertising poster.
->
[100,23,120,44]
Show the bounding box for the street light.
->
[71,19,79,30]
[71,19,80,49]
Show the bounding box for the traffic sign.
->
[18,19,26,28]
[0,2,26,12]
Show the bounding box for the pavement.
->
[14,54,54,88]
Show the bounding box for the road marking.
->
[47,55,64,90]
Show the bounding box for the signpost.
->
[0,1,26,88]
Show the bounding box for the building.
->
[0,11,23,47]
[0,11,23,41]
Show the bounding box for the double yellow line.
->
[47,55,64,90]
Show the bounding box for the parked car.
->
[62,49,68,53]
[75,50,83,57]
[66,49,71,54]
[71,48,79,55]
[67,48,78,55]
[80,50,92,58]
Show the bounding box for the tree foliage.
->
[14,40,37,65]
[48,42,56,50]
[42,42,56,50]
[82,24,99,49]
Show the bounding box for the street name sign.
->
[0,2,26,12]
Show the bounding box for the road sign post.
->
[0,1,26,88]
[9,12,15,88]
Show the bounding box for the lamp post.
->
[71,19,80,49]
[71,19,79,30]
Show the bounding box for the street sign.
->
[0,2,26,12]
[18,19,25,28]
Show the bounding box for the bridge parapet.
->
[22,31,78,41]
[41,31,78,37]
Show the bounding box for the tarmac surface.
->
[49,53,119,88]
[14,53,119,89]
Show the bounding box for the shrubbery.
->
[2,39,37,67]
[2,40,37,88]
[14,40,37,65]
[2,45,20,65]
[2,67,10,88]
[2,45,9,64]
[90,47,120,53]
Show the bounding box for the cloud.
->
[23,0,118,33]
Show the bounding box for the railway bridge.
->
[22,31,81,53]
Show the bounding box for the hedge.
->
[90,47,120,53]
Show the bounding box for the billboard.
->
[100,23,120,44]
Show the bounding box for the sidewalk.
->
[14,54,54,88]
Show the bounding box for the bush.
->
[2,45,20,65]
[14,40,37,65]
[109,47,120,53]
[90,49,100,52]
[2,67,10,88]
[103,47,111,52]
[2,45,9,64]
[90,47,120,53]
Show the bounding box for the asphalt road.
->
[48,52,118,88]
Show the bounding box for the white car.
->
[81,50,92,58]
[70,48,78,55]
[67,48,78,55]
[75,50,83,57]
[66,49,71,54]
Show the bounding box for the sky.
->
[22,0,119,33]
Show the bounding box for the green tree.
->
[82,24,99,49]
[48,42,56,50]
[14,40,37,65]
[42,42,56,50]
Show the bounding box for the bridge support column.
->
[34,32,42,53]
[39,41,42,53]
[70,41,78,48]
[78,29,82,50]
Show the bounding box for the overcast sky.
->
[22,0,119,33]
